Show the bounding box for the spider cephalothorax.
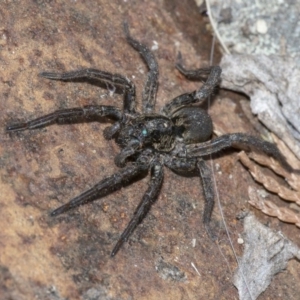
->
[7,23,295,257]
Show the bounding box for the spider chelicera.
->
[7,23,295,257]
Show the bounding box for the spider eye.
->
[142,128,148,136]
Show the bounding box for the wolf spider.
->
[7,23,295,257]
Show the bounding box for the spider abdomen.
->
[172,106,213,144]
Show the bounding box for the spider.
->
[7,23,295,257]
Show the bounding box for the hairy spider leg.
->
[162,65,221,116]
[6,105,122,132]
[184,133,296,173]
[175,57,215,80]
[197,159,216,240]
[111,161,163,257]
[6,68,135,132]
[114,145,138,168]
[164,156,198,173]
[176,61,222,101]
[50,162,148,217]
[164,156,215,239]
[123,22,159,114]
[40,68,136,113]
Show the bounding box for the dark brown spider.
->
[7,23,295,257]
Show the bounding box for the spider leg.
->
[163,92,195,117]
[175,53,215,79]
[164,155,197,173]
[103,122,121,140]
[51,162,149,217]
[6,105,122,132]
[111,161,163,257]
[162,64,221,116]
[40,68,136,113]
[114,145,138,168]
[183,133,295,173]
[197,159,216,240]
[164,156,216,239]
[124,22,158,114]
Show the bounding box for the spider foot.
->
[6,122,28,132]
[110,238,125,257]
[50,203,72,216]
